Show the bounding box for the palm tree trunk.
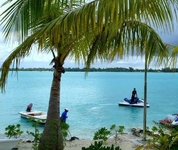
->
[38,69,64,150]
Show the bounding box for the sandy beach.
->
[18,133,145,150]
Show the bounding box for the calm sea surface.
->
[0,71,178,139]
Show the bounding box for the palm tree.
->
[1,0,178,150]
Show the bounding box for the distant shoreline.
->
[0,67,178,72]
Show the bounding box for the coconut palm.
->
[1,0,178,150]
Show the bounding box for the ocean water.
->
[0,71,178,139]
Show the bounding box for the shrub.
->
[93,127,111,142]
[82,141,122,150]
[110,125,125,144]
[27,122,41,150]
[135,123,178,150]
[5,124,23,139]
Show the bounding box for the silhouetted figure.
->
[26,103,33,112]
[130,88,137,104]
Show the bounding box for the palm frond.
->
[0,0,86,42]
[169,46,178,68]
[0,35,36,92]
[83,20,169,69]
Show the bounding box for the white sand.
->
[18,134,145,150]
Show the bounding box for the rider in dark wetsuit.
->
[130,88,137,104]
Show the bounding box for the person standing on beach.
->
[26,103,33,112]
[130,88,137,104]
[60,108,69,123]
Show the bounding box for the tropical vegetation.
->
[136,122,178,150]
[5,124,23,139]
[82,141,122,150]
[1,0,178,149]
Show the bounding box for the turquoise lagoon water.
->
[0,71,178,139]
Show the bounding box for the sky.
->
[0,1,178,69]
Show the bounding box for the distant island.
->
[0,67,178,72]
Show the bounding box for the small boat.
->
[0,139,22,150]
[19,110,47,124]
[159,114,178,126]
[118,97,150,107]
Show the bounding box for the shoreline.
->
[17,133,144,150]
[0,126,144,140]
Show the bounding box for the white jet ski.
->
[118,97,150,107]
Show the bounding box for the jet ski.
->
[118,97,150,107]
[159,114,178,126]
